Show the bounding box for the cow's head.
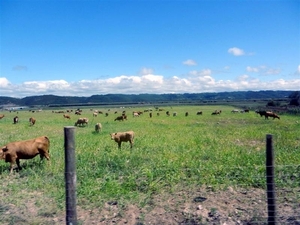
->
[110,133,117,140]
[0,146,8,159]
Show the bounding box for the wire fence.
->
[62,130,300,225]
[0,130,299,225]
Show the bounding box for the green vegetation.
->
[0,105,299,210]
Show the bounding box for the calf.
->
[29,117,36,126]
[75,117,89,126]
[110,131,134,149]
[0,136,50,173]
[95,123,102,132]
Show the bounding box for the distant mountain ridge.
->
[0,90,295,107]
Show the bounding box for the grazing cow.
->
[173,112,177,116]
[114,115,126,121]
[244,109,250,113]
[110,131,134,149]
[166,111,170,116]
[0,114,5,119]
[133,112,140,117]
[95,123,102,133]
[185,112,188,117]
[231,109,239,113]
[149,112,152,118]
[63,114,71,119]
[212,110,222,115]
[255,110,267,117]
[265,112,280,120]
[105,112,109,117]
[93,112,98,117]
[29,117,36,126]
[13,116,19,124]
[75,111,81,115]
[196,111,202,115]
[0,136,50,173]
[75,117,89,126]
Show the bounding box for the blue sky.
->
[1,0,299,98]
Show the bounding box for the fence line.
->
[60,132,298,225]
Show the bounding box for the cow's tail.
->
[44,136,50,150]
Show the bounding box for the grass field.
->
[0,105,299,223]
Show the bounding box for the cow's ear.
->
[115,133,117,135]
[2,146,8,152]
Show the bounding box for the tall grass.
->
[0,105,299,209]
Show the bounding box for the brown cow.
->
[110,131,134,149]
[29,117,36,126]
[196,111,203,115]
[63,114,71,119]
[95,123,102,132]
[13,116,19,124]
[211,110,221,115]
[133,112,140,117]
[0,136,50,173]
[265,112,280,120]
[75,118,89,126]
[0,114,5,119]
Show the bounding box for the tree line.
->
[0,90,299,107]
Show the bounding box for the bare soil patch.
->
[1,185,299,225]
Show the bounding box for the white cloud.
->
[246,65,281,75]
[139,67,154,75]
[228,47,245,56]
[183,59,197,66]
[189,69,212,76]
[0,73,299,98]
[0,77,10,87]
[246,66,259,73]
[297,65,300,73]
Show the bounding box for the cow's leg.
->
[16,158,22,171]
[118,142,122,149]
[130,141,133,148]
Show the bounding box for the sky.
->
[1,0,300,98]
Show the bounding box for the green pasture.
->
[0,105,299,209]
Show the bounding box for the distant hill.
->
[0,90,295,108]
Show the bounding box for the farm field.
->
[0,105,300,224]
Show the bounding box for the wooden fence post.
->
[64,126,77,225]
[266,134,276,225]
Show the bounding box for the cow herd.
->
[0,107,281,173]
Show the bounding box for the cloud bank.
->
[1,68,299,98]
